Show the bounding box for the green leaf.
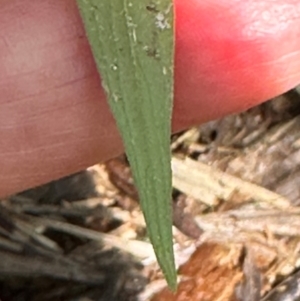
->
[76,0,176,290]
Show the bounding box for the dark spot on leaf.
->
[146,47,158,58]
[146,3,159,13]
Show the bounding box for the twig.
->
[29,216,155,259]
[0,250,104,284]
[172,157,291,209]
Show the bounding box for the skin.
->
[0,0,300,197]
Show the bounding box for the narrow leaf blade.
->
[76,0,176,289]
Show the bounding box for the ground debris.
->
[145,87,300,300]
[0,172,147,301]
[150,242,243,301]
